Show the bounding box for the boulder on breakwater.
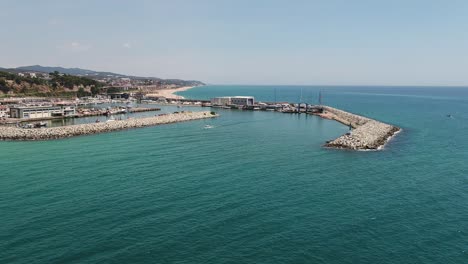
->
[0,111,217,141]
[319,106,400,150]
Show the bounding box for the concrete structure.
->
[231,96,255,106]
[9,105,76,119]
[108,93,130,99]
[61,106,76,117]
[0,105,9,118]
[211,97,231,106]
[317,106,400,150]
[211,96,255,106]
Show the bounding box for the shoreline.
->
[377,128,402,150]
[147,86,197,100]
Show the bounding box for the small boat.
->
[204,125,214,129]
[253,107,260,111]
[34,122,47,128]
[447,114,453,118]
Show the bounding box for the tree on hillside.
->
[50,71,60,78]
[91,86,100,96]
[0,79,10,93]
[77,87,88,98]
[106,87,121,93]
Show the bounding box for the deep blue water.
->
[1,85,467,263]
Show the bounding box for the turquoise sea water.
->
[1,85,468,263]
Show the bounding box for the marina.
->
[0,111,217,140]
[0,92,400,149]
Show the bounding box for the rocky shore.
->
[318,106,400,150]
[0,111,217,141]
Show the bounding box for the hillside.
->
[15,65,127,78]
[0,65,205,97]
[0,70,102,97]
[7,65,205,87]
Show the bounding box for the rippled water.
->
[1,86,467,263]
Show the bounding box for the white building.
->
[211,97,232,106]
[211,96,255,106]
[0,105,9,118]
[10,105,76,119]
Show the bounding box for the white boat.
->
[204,125,214,129]
[34,122,47,128]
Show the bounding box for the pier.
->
[314,106,400,150]
[77,107,160,118]
[0,111,217,141]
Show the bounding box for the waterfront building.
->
[211,96,255,106]
[108,93,130,99]
[0,105,9,118]
[61,106,76,117]
[211,97,231,106]
[9,105,76,119]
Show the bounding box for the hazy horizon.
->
[2,0,468,86]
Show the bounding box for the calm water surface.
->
[1,85,467,263]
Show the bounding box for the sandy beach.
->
[148,86,195,99]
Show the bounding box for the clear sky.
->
[1,0,468,85]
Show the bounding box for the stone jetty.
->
[317,106,400,150]
[0,111,217,141]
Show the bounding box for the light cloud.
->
[123,43,131,49]
[57,42,91,52]
[48,19,59,25]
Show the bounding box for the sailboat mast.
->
[274,88,277,104]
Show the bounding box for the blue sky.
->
[1,0,468,85]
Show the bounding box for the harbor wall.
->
[320,106,371,128]
[0,111,217,141]
[319,106,400,150]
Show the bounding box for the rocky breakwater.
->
[319,106,400,150]
[0,111,218,141]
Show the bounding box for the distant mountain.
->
[15,65,130,78]
[5,65,204,86]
